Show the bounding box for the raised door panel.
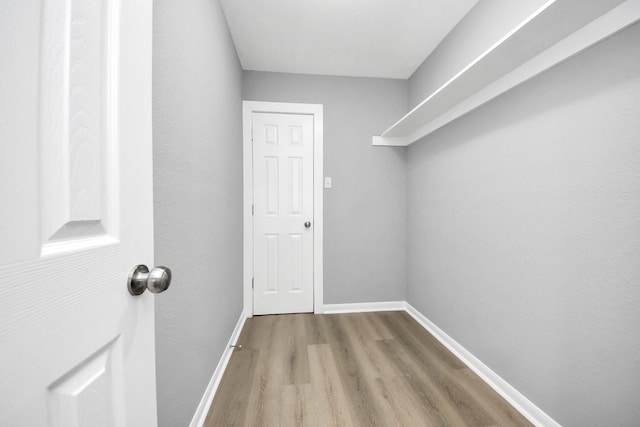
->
[288,157,303,215]
[265,234,279,293]
[48,339,125,427]
[289,233,303,292]
[265,157,279,216]
[40,0,117,254]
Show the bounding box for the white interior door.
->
[0,1,156,426]
[252,113,314,315]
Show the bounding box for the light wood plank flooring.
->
[206,311,532,426]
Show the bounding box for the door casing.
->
[242,101,324,317]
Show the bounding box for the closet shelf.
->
[373,0,640,147]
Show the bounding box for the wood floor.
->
[206,311,532,426]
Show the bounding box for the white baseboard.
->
[322,301,405,314]
[189,311,247,427]
[403,302,560,427]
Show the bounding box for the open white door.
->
[0,1,158,426]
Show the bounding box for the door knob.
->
[128,265,172,296]
[304,221,311,228]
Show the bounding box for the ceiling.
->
[219,0,478,79]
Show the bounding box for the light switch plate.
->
[324,177,332,189]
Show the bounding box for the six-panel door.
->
[0,0,156,425]
[252,113,315,315]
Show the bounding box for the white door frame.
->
[242,101,324,317]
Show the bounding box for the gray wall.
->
[153,0,243,425]
[243,71,408,304]
[406,22,640,426]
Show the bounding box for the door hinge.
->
[252,204,254,215]
[252,278,254,289]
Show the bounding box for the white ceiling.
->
[220,0,478,79]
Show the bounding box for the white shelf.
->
[373,0,640,147]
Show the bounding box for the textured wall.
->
[243,71,408,304]
[153,0,243,426]
[406,23,640,426]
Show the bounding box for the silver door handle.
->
[128,265,172,296]
[304,221,311,228]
